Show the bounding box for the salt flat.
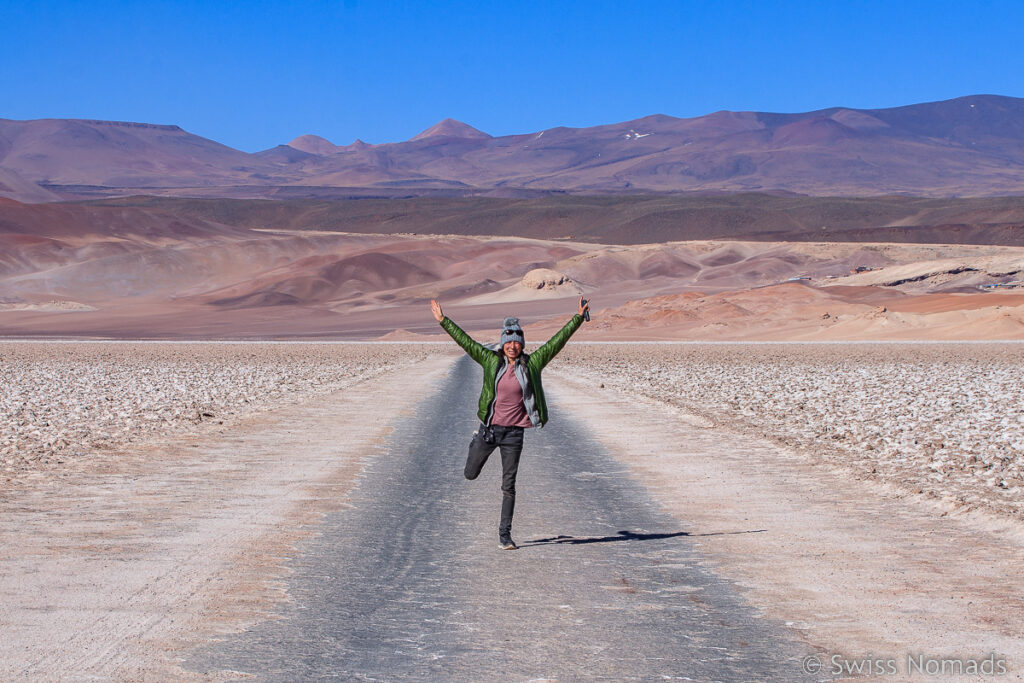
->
[0,347,448,679]
[549,364,1024,678]
[0,342,433,479]
[558,342,1024,520]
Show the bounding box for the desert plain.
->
[2,190,1024,679]
[1,338,1022,679]
[4,194,1024,342]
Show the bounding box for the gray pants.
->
[465,424,525,535]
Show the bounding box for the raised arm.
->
[530,296,588,370]
[431,299,494,365]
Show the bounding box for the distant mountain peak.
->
[411,118,491,142]
[287,134,341,156]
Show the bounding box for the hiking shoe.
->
[499,534,518,550]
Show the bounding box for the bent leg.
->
[465,428,496,480]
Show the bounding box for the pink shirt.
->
[491,362,533,427]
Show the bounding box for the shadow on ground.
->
[521,528,767,548]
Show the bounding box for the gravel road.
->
[188,357,815,682]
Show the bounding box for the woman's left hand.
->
[578,296,590,317]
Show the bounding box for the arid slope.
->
[1,197,1023,339]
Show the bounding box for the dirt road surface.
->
[2,353,1022,681]
[0,356,444,680]
[186,357,813,681]
[547,366,1024,681]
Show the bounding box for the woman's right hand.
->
[430,299,444,322]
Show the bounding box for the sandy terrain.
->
[3,206,1024,341]
[3,193,1024,342]
[556,343,1024,520]
[2,343,1022,680]
[0,342,430,478]
[0,344,452,679]
[550,361,1024,680]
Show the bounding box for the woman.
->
[430,297,589,550]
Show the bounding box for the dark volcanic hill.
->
[4,95,1024,202]
[63,194,1024,247]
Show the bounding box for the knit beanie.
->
[499,316,525,345]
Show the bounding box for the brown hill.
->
[80,194,1024,247]
[410,118,492,141]
[286,134,343,155]
[0,119,281,192]
[0,168,61,203]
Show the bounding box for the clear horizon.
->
[3,0,1023,152]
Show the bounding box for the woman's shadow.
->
[519,528,766,548]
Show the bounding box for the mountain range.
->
[3,95,1024,203]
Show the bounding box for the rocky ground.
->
[0,342,436,480]
[2,342,1023,678]
[5,341,1021,520]
[557,342,1024,521]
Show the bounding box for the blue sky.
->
[2,0,1023,152]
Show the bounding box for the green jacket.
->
[440,314,584,427]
